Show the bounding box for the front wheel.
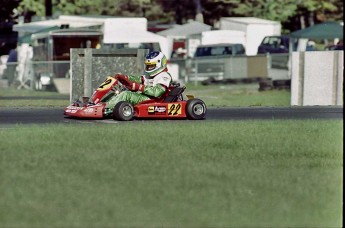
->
[113,101,134,121]
[186,99,207,120]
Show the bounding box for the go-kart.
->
[64,76,207,121]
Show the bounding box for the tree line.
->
[0,0,343,33]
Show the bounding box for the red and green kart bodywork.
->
[64,76,207,121]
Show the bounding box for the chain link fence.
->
[0,60,70,91]
[0,53,290,92]
[170,53,290,83]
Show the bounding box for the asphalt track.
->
[0,106,342,125]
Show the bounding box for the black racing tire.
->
[113,101,134,121]
[273,80,291,90]
[259,79,274,92]
[273,80,288,87]
[258,85,274,91]
[186,99,207,120]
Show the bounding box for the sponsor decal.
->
[66,109,78,113]
[67,106,82,111]
[148,106,167,115]
[168,103,182,116]
[84,108,94,113]
[148,106,155,113]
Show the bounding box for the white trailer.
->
[14,16,170,59]
[102,18,170,59]
[201,30,246,45]
[220,17,281,55]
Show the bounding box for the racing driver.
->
[105,51,172,110]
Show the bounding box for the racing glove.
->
[114,73,130,87]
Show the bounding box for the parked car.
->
[257,35,297,54]
[194,43,246,57]
[325,42,343,51]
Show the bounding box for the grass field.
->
[0,85,343,227]
[0,83,291,107]
[0,120,343,227]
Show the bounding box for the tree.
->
[17,0,102,17]
[10,0,343,34]
[157,0,197,24]
[17,0,46,17]
[201,0,343,33]
[281,0,342,33]
[0,0,20,22]
[235,0,297,22]
[201,0,238,25]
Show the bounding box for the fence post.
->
[137,49,149,75]
[185,58,191,83]
[83,48,92,97]
[291,51,343,106]
[194,60,198,86]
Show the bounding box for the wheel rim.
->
[122,106,133,117]
[193,104,204,115]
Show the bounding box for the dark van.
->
[257,36,297,54]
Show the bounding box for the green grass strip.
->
[0,84,291,107]
[0,120,342,227]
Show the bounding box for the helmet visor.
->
[145,63,156,71]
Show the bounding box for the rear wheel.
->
[113,101,134,121]
[186,99,206,120]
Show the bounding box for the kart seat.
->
[163,86,186,103]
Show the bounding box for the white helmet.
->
[144,51,167,76]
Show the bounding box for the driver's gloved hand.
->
[114,73,130,87]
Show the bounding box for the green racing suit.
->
[104,72,172,115]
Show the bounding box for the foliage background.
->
[0,0,343,33]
